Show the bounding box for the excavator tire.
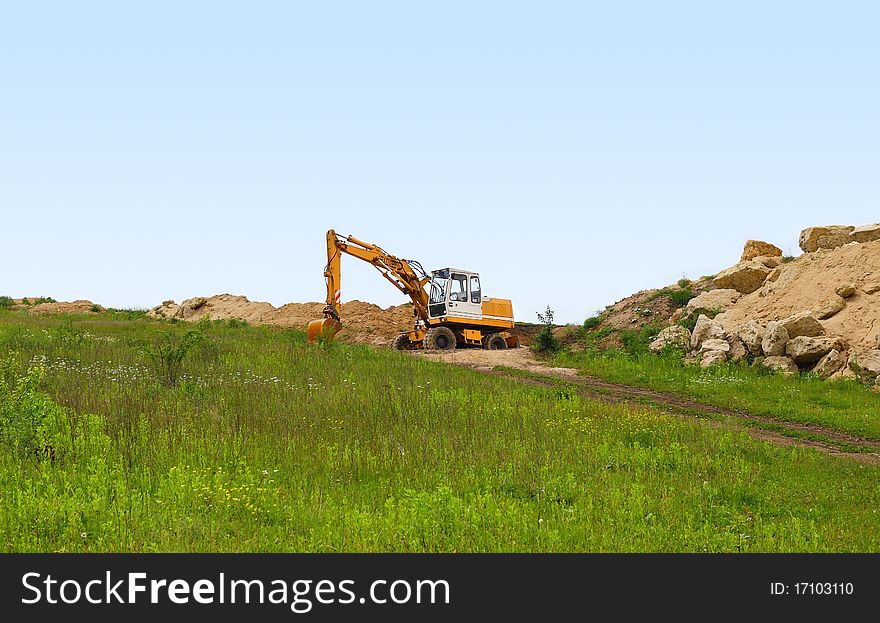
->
[425,326,456,351]
[484,333,508,350]
[391,333,411,350]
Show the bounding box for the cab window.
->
[470,276,481,303]
[450,273,468,302]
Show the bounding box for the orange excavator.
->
[307,230,518,350]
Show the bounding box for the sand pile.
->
[716,239,880,352]
[148,294,416,345]
[29,300,105,315]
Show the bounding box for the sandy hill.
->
[148,295,414,346]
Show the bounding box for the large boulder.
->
[691,315,726,351]
[763,356,799,376]
[812,349,845,379]
[649,325,692,353]
[727,336,749,362]
[682,289,740,321]
[815,296,846,320]
[712,261,772,294]
[741,240,782,262]
[849,223,880,244]
[848,351,880,382]
[700,349,729,368]
[754,255,782,268]
[699,338,731,354]
[785,336,845,366]
[761,321,789,356]
[737,320,765,355]
[799,225,855,253]
[779,311,825,338]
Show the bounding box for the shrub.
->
[532,306,560,354]
[0,296,13,309]
[677,278,691,288]
[619,324,662,356]
[782,256,795,263]
[0,359,63,458]
[668,287,695,308]
[142,330,204,387]
[582,316,602,331]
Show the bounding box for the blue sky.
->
[2,2,879,323]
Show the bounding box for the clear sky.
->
[3,2,879,323]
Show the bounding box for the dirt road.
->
[416,348,880,464]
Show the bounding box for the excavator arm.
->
[307,229,432,343]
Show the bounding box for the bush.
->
[668,287,695,308]
[619,324,662,356]
[0,359,64,458]
[532,306,560,354]
[142,330,204,387]
[0,296,13,309]
[677,278,691,288]
[582,316,602,331]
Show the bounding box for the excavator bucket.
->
[307,317,342,343]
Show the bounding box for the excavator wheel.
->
[425,326,456,351]
[483,333,508,350]
[391,333,411,350]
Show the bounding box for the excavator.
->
[307,229,519,350]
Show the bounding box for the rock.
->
[741,240,782,262]
[849,223,880,244]
[691,315,726,351]
[766,267,782,282]
[847,351,880,382]
[785,336,845,366]
[812,349,845,379]
[815,296,846,320]
[727,336,749,362]
[699,338,731,354]
[799,225,855,253]
[753,255,782,268]
[779,311,825,338]
[863,283,880,295]
[835,283,856,298]
[817,231,852,250]
[162,299,175,306]
[712,261,772,294]
[700,349,729,368]
[648,325,692,353]
[762,356,799,376]
[761,321,790,356]
[682,289,740,321]
[737,320,765,355]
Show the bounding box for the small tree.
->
[532,305,561,354]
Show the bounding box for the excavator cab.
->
[428,268,483,321]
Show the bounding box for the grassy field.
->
[554,348,880,440]
[2,310,880,552]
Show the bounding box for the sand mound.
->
[716,240,880,352]
[148,294,416,345]
[29,300,104,315]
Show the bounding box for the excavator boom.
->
[307,230,431,343]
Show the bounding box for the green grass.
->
[555,349,880,440]
[2,309,880,552]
